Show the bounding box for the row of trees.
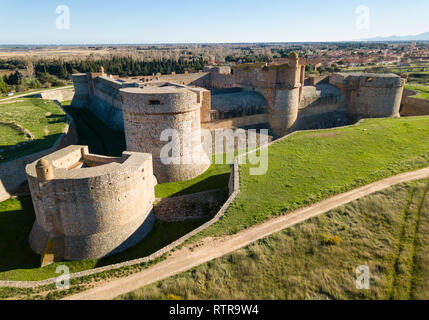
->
[0,56,207,94]
[2,56,207,81]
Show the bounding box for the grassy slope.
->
[405,84,429,100]
[121,180,429,300]
[194,117,429,239]
[0,98,67,163]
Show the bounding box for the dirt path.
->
[0,86,73,101]
[65,167,429,300]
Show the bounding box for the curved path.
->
[65,167,429,300]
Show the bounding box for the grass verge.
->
[121,180,429,300]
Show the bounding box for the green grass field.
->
[121,179,429,300]
[194,116,429,239]
[0,98,68,163]
[0,103,230,281]
[405,84,429,100]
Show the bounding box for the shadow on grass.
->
[167,173,231,198]
[0,196,40,273]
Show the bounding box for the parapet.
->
[26,145,157,262]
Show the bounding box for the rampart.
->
[26,145,156,261]
[0,109,78,202]
[232,52,305,136]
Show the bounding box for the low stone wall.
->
[0,102,78,202]
[35,88,75,102]
[154,189,228,222]
[401,93,429,116]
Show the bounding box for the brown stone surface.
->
[120,85,210,183]
[26,145,157,261]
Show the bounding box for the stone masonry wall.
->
[26,146,156,261]
[120,87,210,183]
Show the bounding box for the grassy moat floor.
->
[0,98,68,164]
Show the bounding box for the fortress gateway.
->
[25,53,406,263]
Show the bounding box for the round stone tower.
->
[120,85,210,183]
[268,52,302,136]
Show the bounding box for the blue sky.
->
[0,0,428,44]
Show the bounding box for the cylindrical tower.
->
[71,73,90,108]
[120,86,210,183]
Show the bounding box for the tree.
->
[0,77,9,94]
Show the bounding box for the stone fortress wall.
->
[26,145,156,261]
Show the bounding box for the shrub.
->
[322,235,340,246]
[168,294,181,300]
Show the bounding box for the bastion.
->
[120,84,210,183]
[233,52,305,136]
[26,145,157,262]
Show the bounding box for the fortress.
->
[23,52,407,264]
